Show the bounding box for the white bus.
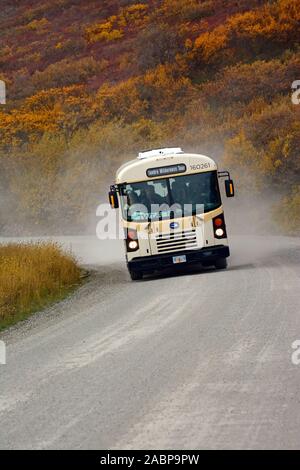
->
[109,148,235,280]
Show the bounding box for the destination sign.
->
[146,164,187,178]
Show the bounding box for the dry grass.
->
[0,242,81,330]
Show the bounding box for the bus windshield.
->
[120,171,221,222]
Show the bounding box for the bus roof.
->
[116,151,217,184]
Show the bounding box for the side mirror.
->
[109,189,119,209]
[225,179,235,198]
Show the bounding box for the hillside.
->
[0,0,299,234]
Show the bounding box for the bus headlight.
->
[126,229,139,252]
[213,214,227,239]
[215,228,224,237]
[128,240,138,250]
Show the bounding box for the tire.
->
[215,258,228,269]
[129,269,143,280]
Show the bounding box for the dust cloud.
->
[0,142,284,242]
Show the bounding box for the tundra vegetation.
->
[0,0,299,234]
[0,242,81,330]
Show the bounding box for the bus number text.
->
[190,163,210,171]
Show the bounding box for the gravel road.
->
[0,235,300,449]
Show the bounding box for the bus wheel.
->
[129,270,143,281]
[215,258,227,269]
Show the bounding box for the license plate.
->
[172,255,187,264]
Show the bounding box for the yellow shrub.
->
[0,243,81,327]
[85,22,123,43]
[23,17,49,32]
[273,186,300,233]
[85,3,148,43]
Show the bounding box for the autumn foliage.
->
[0,0,299,233]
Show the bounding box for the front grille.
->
[155,229,198,253]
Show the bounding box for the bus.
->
[109,148,235,280]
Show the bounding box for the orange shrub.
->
[0,85,96,146]
[96,78,146,122]
[32,57,100,90]
[193,0,300,65]
[155,0,214,22]
[96,64,195,123]
[201,55,300,108]
[194,25,229,63]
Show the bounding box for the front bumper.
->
[128,245,230,273]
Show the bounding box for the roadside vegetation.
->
[0,242,81,330]
[0,0,299,234]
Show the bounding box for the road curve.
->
[1,235,300,449]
